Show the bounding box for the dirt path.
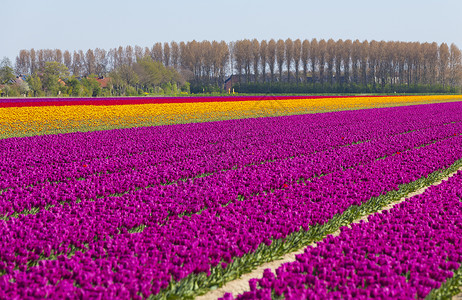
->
[197,167,462,300]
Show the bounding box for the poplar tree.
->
[267,39,277,83]
[276,39,285,82]
[260,40,268,83]
[301,39,310,83]
[293,39,302,84]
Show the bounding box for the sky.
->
[2,0,462,62]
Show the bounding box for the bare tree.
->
[134,45,144,62]
[84,49,96,75]
[63,50,72,71]
[72,51,82,76]
[210,40,221,81]
[309,39,318,83]
[15,49,30,74]
[260,40,268,83]
[151,42,163,62]
[368,40,379,87]
[428,42,438,85]
[449,43,462,88]
[179,41,188,70]
[276,39,285,82]
[201,40,213,82]
[171,41,180,69]
[318,39,327,84]
[334,39,343,85]
[411,42,423,85]
[125,46,134,66]
[326,39,336,85]
[30,48,37,74]
[267,39,276,82]
[43,49,54,62]
[377,40,388,88]
[163,42,171,66]
[351,40,361,84]
[241,39,252,83]
[143,47,151,59]
[285,38,294,83]
[218,40,229,84]
[342,40,352,84]
[233,40,245,83]
[187,40,202,80]
[301,39,310,83]
[54,49,63,64]
[228,41,235,78]
[251,39,260,82]
[359,40,369,85]
[293,39,302,84]
[115,46,124,69]
[37,49,45,71]
[439,42,450,87]
[95,48,108,76]
[107,48,115,71]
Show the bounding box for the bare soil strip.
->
[197,167,462,300]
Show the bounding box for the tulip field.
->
[1,95,462,139]
[234,169,462,299]
[1,95,462,299]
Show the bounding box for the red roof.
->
[96,77,111,88]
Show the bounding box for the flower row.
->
[1,95,459,139]
[0,95,356,108]
[234,170,462,299]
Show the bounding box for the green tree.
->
[181,82,190,93]
[67,76,83,96]
[27,74,43,96]
[18,80,30,96]
[132,57,184,94]
[0,57,15,84]
[109,65,140,95]
[81,75,102,97]
[42,61,70,95]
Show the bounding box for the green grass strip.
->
[150,158,462,299]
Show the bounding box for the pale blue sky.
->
[2,0,461,61]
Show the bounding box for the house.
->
[96,76,111,88]
[224,75,240,92]
[15,74,28,84]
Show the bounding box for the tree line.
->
[7,38,462,96]
[1,55,188,97]
[230,39,462,93]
